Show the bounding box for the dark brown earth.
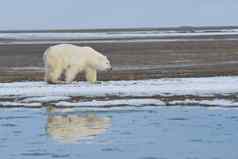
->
[1,39,238,82]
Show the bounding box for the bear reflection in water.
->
[47,114,111,143]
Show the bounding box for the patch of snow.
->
[55,99,165,107]
[1,30,238,40]
[1,76,238,108]
[1,98,238,109]
[169,99,238,107]
[1,38,238,45]
[0,101,42,107]
[21,96,71,102]
[0,76,238,97]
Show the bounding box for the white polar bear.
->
[43,44,112,84]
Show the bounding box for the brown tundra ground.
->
[0,35,238,82]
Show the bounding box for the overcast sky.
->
[0,0,237,30]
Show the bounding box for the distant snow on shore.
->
[2,29,238,40]
[1,28,238,44]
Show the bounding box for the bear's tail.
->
[43,47,51,64]
[43,47,53,81]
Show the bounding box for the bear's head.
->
[95,55,112,71]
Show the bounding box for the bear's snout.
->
[106,66,112,71]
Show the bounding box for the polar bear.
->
[43,44,112,84]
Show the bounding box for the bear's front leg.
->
[46,67,65,84]
[85,68,97,83]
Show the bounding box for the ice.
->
[21,96,71,102]
[0,76,238,107]
[0,101,42,107]
[1,28,238,41]
[1,76,238,97]
[55,99,164,107]
[169,99,238,107]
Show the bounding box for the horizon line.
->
[1,25,238,33]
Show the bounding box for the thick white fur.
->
[43,44,111,84]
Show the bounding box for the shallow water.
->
[1,106,238,159]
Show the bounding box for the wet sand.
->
[1,38,238,82]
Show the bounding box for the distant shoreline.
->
[1,26,238,44]
[1,25,238,33]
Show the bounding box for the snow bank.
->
[0,76,238,108]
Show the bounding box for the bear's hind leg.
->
[64,67,78,83]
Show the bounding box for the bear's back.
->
[47,44,99,57]
[44,44,104,66]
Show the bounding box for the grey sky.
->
[0,0,237,30]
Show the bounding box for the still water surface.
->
[0,106,238,159]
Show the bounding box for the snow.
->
[1,29,238,41]
[54,99,238,109]
[169,99,238,107]
[1,76,238,97]
[0,76,238,108]
[1,38,238,45]
[56,99,164,107]
[21,96,71,102]
[0,101,42,107]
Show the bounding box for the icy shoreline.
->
[1,28,238,40]
[1,27,238,45]
[0,76,238,108]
